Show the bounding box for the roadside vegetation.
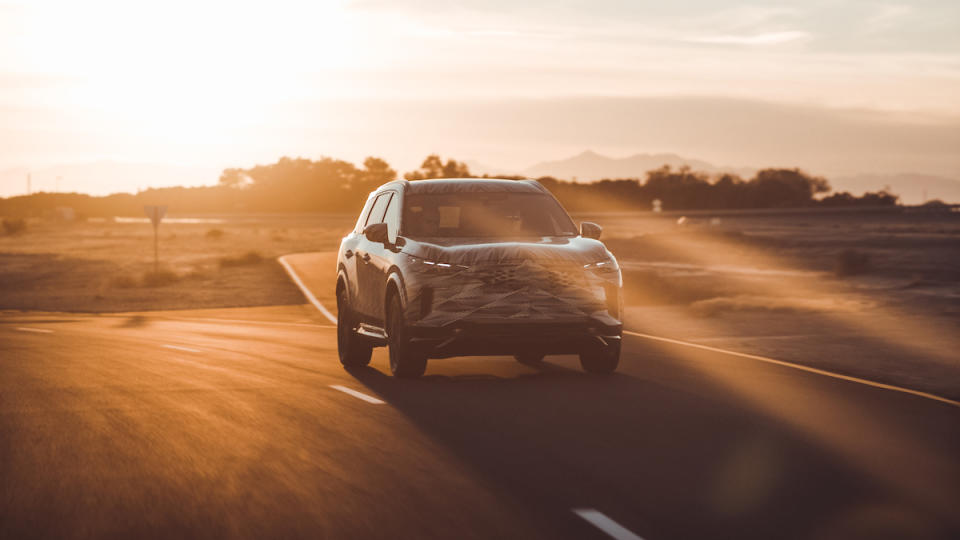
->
[2,217,26,234]
[0,154,900,219]
[219,251,263,268]
[0,216,349,312]
[112,269,181,288]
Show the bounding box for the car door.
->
[367,191,402,323]
[355,191,393,321]
[342,193,376,307]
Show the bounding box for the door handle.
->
[344,249,354,258]
[361,252,371,262]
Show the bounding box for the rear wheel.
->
[337,287,372,368]
[579,339,620,374]
[386,293,427,378]
[514,353,545,365]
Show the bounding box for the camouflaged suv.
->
[335,178,623,378]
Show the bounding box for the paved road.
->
[1,254,958,540]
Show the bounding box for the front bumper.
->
[409,318,622,359]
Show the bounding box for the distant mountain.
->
[0,161,219,198]
[830,173,960,205]
[522,150,753,181]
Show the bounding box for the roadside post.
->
[143,205,167,273]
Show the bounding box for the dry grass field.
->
[579,208,960,399]
[0,214,356,312]
[2,207,958,398]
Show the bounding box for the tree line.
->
[0,154,898,218]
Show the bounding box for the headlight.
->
[583,257,619,273]
[584,256,621,288]
[408,256,469,274]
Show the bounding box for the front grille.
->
[421,260,606,323]
[477,262,586,293]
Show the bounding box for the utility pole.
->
[26,173,31,195]
[144,206,167,273]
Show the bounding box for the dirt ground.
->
[0,214,355,312]
[2,207,958,398]
[576,207,960,400]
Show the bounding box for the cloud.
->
[684,31,811,46]
[865,5,913,32]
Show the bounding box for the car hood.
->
[400,236,612,266]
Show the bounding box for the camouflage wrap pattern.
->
[405,178,546,195]
[403,254,621,328]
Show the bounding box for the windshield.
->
[402,192,577,238]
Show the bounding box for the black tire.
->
[514,353,545,365]
[579,340,621,374]
[337,287,372,368]
[386,292,427,378]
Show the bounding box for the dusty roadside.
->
[2,210,957,400]
[0,214,354,312]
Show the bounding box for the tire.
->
[337,286,372,368]
[579,339,621,374]
[514,353,545,365]
[386,292,427,378]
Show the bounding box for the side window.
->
[364,193,391,228]
[382,193,400,243]
[354,194,376,233]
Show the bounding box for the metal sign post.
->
[143,205,167,273]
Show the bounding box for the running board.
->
[356,323,388,345]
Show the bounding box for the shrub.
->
[184,266,209,280]
[111,269,181,288]
[206,228,224,239]
[835,249,871,277]
[2,218,27,235]
[111,275,138,288]
[219,251,263,268]
[141,269,180,287]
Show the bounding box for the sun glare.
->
[11,0,364,142]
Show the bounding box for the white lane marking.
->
[329,385,384,404]
[572,509,644,540]
[624,330,960,408]
[163,344,202,353]
[278,255,338,324]
[690,334,825,343]
[16,327,53,334]
[278,251,959,409]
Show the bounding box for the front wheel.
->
[386,293,427,378]
[579,339,620,374]
[337,287,372,368]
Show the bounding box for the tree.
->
[218,168,248,188]
[404,154,472,180]
[750,168,830,207]
[362,157,397,185]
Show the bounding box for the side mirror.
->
[580,221,602,240]
[363,222,389,244]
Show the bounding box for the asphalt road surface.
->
[1,253,958,540]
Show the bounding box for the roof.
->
[401,178,544,195]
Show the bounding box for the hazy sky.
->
[1,0,958,193]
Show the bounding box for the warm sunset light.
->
[2,0,958,195]
[1,2,958,540]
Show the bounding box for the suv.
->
[335,178,623,378]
